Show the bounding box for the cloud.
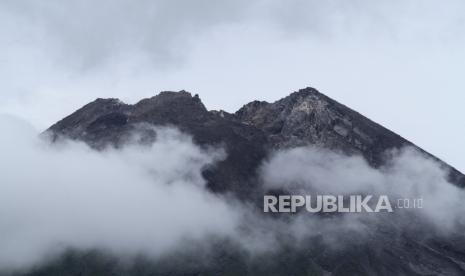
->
[1,0,256,70]
[1,1,464,174]
[0,115,241,270]
[4,0,464,68]
[1,1,465,270]
[260,146,465,235]
[0,114,464,273]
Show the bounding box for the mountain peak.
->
[135,90,203,108]
[133,90,207,118]
[290,86,321,96]
[47,88,464,188]
[236,88,457,173]
[38,85,465,276]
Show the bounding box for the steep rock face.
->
[235,88,405,163]
[48,91,268,196]
[48,87,465,190]
[42,87,465,276]
[236,87,465,187]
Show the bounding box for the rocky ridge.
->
[49,87,465,190]
[37,87,465,276]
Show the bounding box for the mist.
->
[1,113,464,272]
[1,1,464,275]
[0,115,242,270]
[261,146,465,238]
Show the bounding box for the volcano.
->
[31,87,465,276]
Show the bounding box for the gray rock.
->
[37,87,465,276]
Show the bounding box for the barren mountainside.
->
[49,87,465,190]
[34,87,465,276]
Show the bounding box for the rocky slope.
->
[235,88,465,186]
[35,87,465,276]
[49,87,465,189]
[48,90,268,197]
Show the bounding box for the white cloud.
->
[0,115,240,270]
[261,146,465,234]
[0,114,463,272]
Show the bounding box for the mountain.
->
[47,90,268,197]
[48,87,465,190]
[33,87,465,276]
[236,88,465,186]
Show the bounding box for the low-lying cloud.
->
[0,115,240,270]
[0,114,464,272]
[261,146,465,234]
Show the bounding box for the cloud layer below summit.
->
[0,115,464,271]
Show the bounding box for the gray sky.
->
[1,0,464,171]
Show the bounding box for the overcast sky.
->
[1,0,464,171]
